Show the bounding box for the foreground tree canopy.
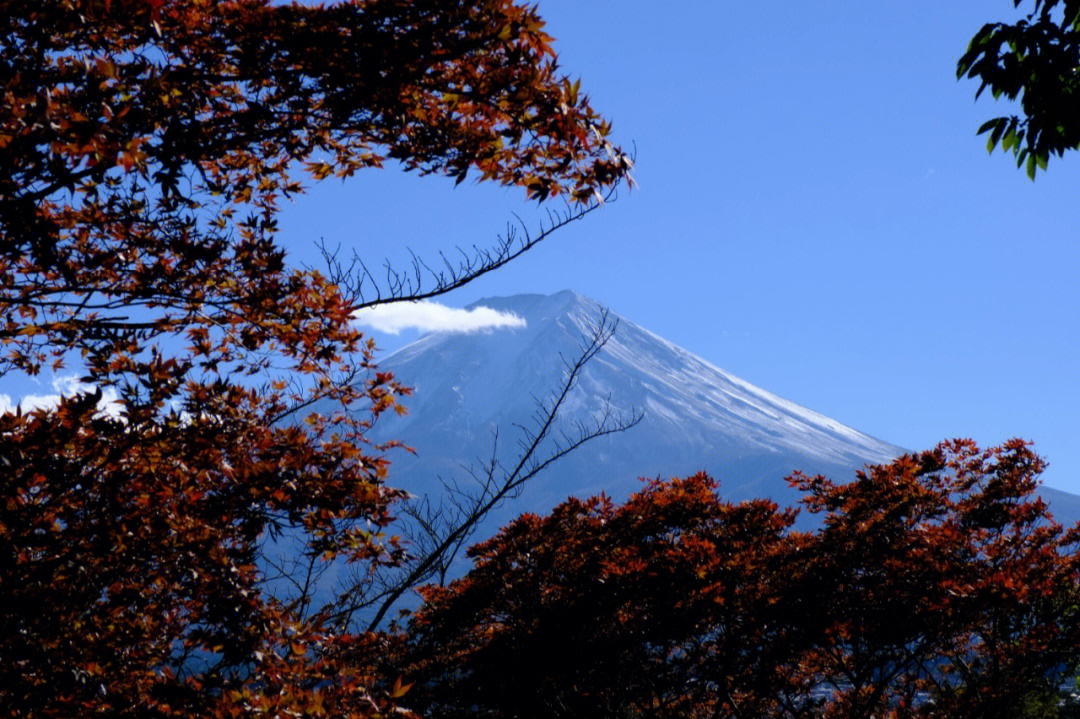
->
[1,0,630,378]
[402,440,1080,719]
[959,0,1080,178]
[0,0,630,715]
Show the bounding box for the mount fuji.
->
[368,290,1080,532]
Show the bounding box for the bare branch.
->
[324,308,642,630]
[317,185,623,310]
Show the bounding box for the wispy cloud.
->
[353,301,526,335]
[0,375,122,418]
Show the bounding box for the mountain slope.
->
[370,291,1080,530]
[369,291,924,530]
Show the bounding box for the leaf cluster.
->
[0,388,409,716]
[958,0,1080,178]
[0,0,630,378]
[398,440,1080,719]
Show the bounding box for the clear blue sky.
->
[9,3,1077,493]
[279,1,1080,493]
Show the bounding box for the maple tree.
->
[400,441,1080,719]
[1,0,629,379]
[790,439,1080,718]
[401,474,805,719]
[0,0,630,715]
[958,1,1080,178]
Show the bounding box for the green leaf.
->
[987,121,1007,153]
[1026,153,1037,179]
[1002,128,1017,151]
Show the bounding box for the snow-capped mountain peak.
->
[372,291,903,514]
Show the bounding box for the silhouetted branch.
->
[315,184,623,310]
[323,308,642,631]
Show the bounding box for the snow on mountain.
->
[366,290,1080,532]
[369,291,886,525]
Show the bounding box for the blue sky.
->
[309,1,1079,494]
[6,3,1078,493]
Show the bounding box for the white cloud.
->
[353,301,526,335]
[0,375,123,419]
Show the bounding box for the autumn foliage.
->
[6,2,1080,718]
[0,0,628,715]
[400,440,1080,719]
[1,0,628,379]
